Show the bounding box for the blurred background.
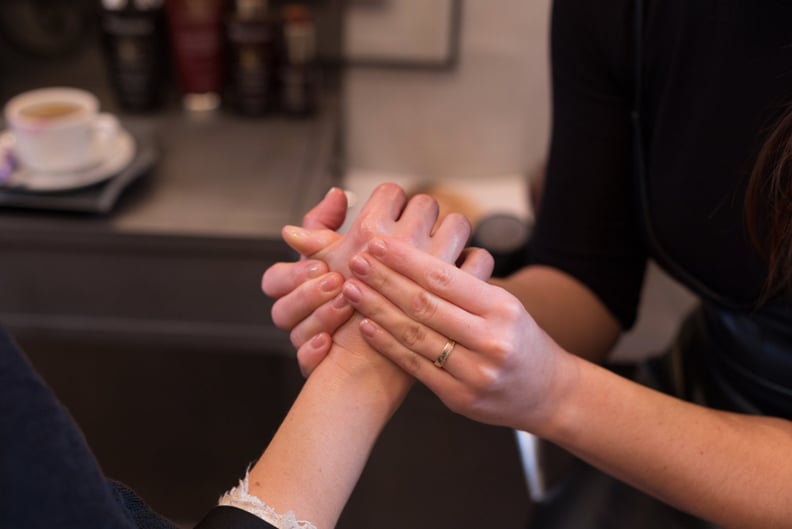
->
[0,1,693,527]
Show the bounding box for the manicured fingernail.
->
[350,254,370,276]
[343,282,362,303]
[332,293,347,309]
[368,239,386,257]
[360,319,376,337]
[284,225,307,239]
[320,274,340,292]
[310,333,328,349]
[306,262,323,278]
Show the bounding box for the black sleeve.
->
[194,506,279,529]
[529,0,647,329]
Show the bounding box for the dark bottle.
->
[226,0,279,116]
[100,0,168,112]
[279,4,319,117]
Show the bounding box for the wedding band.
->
[433,339,456,368]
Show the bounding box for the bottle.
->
[279,4,319,116]
[225,0,278,116]
[100,0,168,112]
[165,0,228,112]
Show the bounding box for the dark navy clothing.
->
[0,325,275,529]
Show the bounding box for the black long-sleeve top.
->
[531,0,792,328]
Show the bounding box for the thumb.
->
[283,225,341,257]
[303,187,348,230]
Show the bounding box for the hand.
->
[340,237,571,432]
[302,184,474,374]
[262,188,352,372]
[267,183,477,377]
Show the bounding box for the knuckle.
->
[483,335,514,363]
[499,298,524,322]
[400,323,425,349]
[400,352,424,377]
[409,290,439,322]
[469,363,499,394]
[426,266,453,291]
[356,217,382,241]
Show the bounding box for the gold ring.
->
[433,339,456,368]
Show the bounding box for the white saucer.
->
[0,128,136,192]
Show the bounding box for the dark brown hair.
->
[745,106,792,299]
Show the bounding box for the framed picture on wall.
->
[343,0,462,69]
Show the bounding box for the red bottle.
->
[165,0,228,111]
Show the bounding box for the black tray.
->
[0,132,157,214]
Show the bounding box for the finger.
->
[271,272,344,330]
[289,293,354,348]
[302,187,348,231]
[262,259,327,298]
[343,278,480,382]
[395,194,440,241]
[357,182,408,222]
[458,247,495,281]
[357,317,469,404]
[366,238,501,315]
[345,253,487,354]
[430,212,472,263]
[296,332,333,378]
[282,226,342,257]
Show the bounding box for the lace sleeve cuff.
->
[218,472,317,529]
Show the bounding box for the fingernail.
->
[368,239,386,258]
[310,333,328,349]
[343,282,362,303]
[320,274,340,292]
[350,254,370,276]
[306,262,323,278]
[284,225,307,239]
[360,319,376,337]
[332,293,347,309]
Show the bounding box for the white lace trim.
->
[218,472,318,529]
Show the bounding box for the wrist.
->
[525,343,584,441]
[318,315,414,409]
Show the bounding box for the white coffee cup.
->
[3,87,119,173]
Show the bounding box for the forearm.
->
[247,340,412,529]
[494,265,621,362]
[542,353,792,529]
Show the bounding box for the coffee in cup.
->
[4,87,119,173]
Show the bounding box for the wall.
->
[341,0,697,362]
[344,0,552,182]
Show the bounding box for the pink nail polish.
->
[320,275,340,292]
[360,319,376,337]
[350,254,370,276]
[343,282,362,303]
[332,293,347,309]
[311,333,327,349]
